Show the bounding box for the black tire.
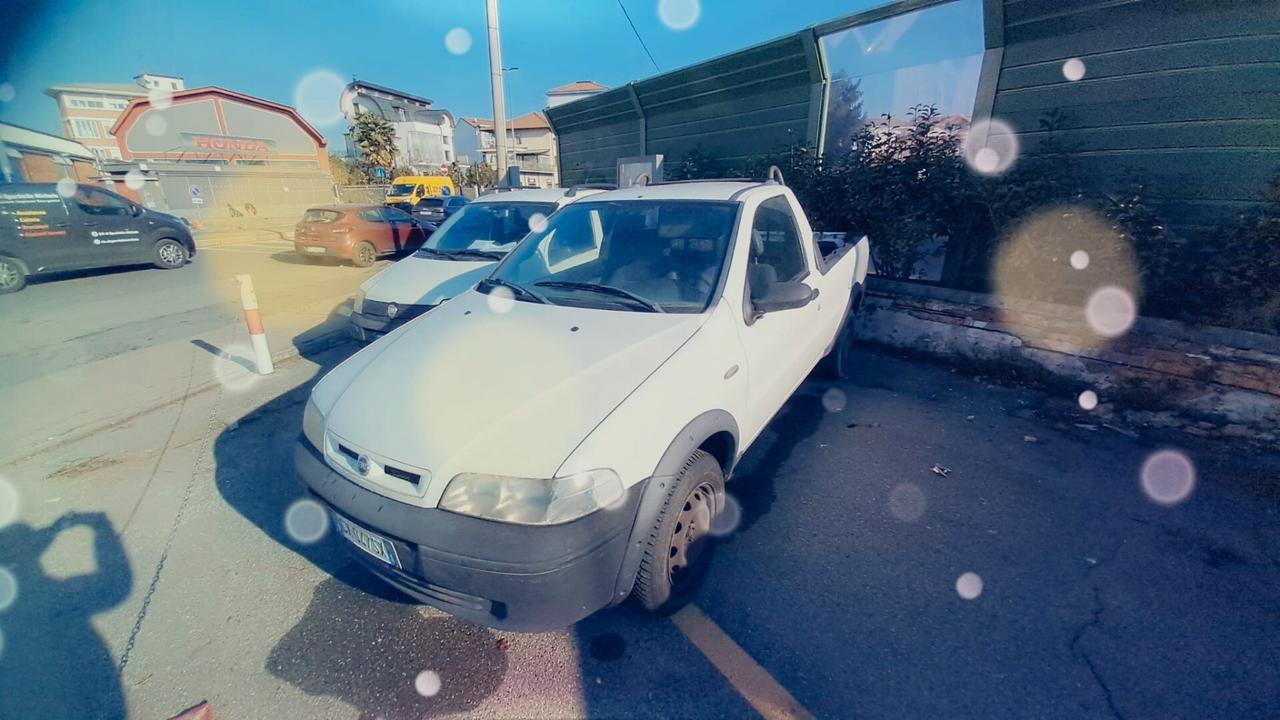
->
[353,241,377,268]
[0,257,27,293]
[153,238,187,269]
[633,449,725,614]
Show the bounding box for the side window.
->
[749,196,807,283]
[358,209,384,223]
[73,187,131,217]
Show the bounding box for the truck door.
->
[69,186,146,267]
[736,194,823,441]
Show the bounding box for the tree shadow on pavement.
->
[0,512,132,720]
[267,565,508,720]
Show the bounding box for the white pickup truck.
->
[297,175,869,630]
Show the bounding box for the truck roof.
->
[588,181,768,203]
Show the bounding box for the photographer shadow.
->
[0,512,132,720]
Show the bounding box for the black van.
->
[0,183,196,293]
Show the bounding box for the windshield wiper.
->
[533,281,664,313]
[478,276,546,304]
[445,248,505,260]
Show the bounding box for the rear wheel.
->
[821,318,854,380]
[153,238,187,269]
[353,241,377,268]
[0,257,27,293]
[633,449,725,614]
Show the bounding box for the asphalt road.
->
[1,251,1278,719]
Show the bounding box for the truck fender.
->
[823,282,863,356]
[608,409,739,603]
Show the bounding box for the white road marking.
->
[670,604,814,720]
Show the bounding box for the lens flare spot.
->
[1078,390,1098,411]
[56,178,77,198]
[527,213,548,233]
[415,670,442,697]
[888,483,926,522]
[709,492,742,537]
[0,567,16,611]
[293,70,346,127]
[1085,286,1137,338]
[0,83,15,103]
[956,572,983,600]
[284,498,329,544]
[486,285,516,314]
[147,86,174,110]
[124,169,146,191]
[211,341,261,393]
[821,387,847,413]
[658,0,701,30]
[1062,58,1087,82]
[1070,250,1090,270]
[145,113,167,137]
[0,477,17,529]
[445,28,473,55]
[963,118,1018,176]
[1140,449,1195,506]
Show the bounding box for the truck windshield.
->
[485,200,737,313]
[415,201,557,258]
[387,183,416,196]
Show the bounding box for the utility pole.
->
[485,0,509,181]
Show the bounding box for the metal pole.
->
[486,0,509,179]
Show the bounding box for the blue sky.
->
[0,0,984,147]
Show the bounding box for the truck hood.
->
[361,255,494,306]
[323,290,706,494]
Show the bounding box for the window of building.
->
[70,118,102,139]
[818,0,985,154]
[169,81,177,90]
[67,96,105,109]
[107,99,128,111]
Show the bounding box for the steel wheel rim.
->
[159,243,183,265]
[668,480,715,587]
[0,262,18,289]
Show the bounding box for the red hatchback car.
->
[294,205,428,267]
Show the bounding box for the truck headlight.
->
[353,289,365,314]
[439,468,625,525]
[302,396,325,451]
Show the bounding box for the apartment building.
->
[43,73,184,161]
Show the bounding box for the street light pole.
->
[485,0,509,181]
[502,66,519,175]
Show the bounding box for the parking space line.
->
[670,604,814,720]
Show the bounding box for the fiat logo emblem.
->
[386,303,399,318]
[356,455,371,475]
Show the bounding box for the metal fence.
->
[335,185,390,205]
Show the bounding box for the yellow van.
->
[385,176,458,207]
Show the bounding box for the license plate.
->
[304,246,326,254]
[332,512,401,568]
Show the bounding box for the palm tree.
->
[350,111,398,179]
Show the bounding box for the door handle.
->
[81,221,98,226]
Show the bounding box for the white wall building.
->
[340,80,455,173]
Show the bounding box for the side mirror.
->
[131,204,143,217]
[752,281,818,315]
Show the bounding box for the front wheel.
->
[153,238,187,269]
[353,241,377,268]
[633,449,725,614]
[0,257,27,293]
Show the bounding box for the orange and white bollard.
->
[234,274,274,375]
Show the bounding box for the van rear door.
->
[0,185,76,272]
[67,186,147,268]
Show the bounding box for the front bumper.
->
[348,311,405,343]
[295,439,643,631]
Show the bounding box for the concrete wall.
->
[854,277,1280,439]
